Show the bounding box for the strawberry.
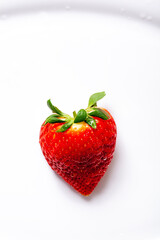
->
[39,92,117,195]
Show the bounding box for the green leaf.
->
[91,102,97,107]
[85,116,97,129]
[44,115,66,125]
[73,111,77,118]
[74,109,87,123]
[96,108,110,119]
[88,91,106,107]
[88,108,109,120]
[56,119,74,132]
[46,113,60,118]
[47,99,63,115]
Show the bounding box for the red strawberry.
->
[39,92,117,195]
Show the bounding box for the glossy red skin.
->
[39,109,117,195]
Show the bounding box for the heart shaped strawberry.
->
[39,92,117,195]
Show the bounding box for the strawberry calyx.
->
[43,91,110,132]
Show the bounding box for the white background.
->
[0,1,160,240]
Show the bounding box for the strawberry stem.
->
[44,91,108,131]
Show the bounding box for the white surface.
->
[0,6,160,240]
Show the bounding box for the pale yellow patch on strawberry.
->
[53,134,56,139]
[69,122,89,132]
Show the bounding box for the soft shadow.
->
[1,3,160,29]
